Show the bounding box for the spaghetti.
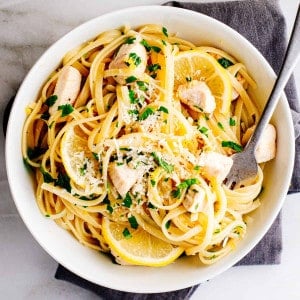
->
[22,24,270,265]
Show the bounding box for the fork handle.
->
[247,4,300,150]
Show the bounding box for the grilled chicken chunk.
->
[198,152,233,182]
[108,162,139,197]
[177,80,216,113]
[109,40,147,84]
[49,66,82,115]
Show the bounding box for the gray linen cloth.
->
[54,0,300,299]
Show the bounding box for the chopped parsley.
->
[140,39,151,51]
[221,141,243,152]
[58,104,74,117]
[218,57,233,69]
[172,178,199,198]
[45,95,57,107]
[136,80,148,91]
[128,89,138,104]
[139,107,155,120]
[119,147,132,151]
[40,167,55,183]
[128,109,139,116]
[161,39,167,46]
[125,76,137,83]
[45,214,50,218]
[150,179,156,187]
[122,193,132,208]
[198,126,208,137]
[148,202,156,209]
[162,26,168,37]
[128,216,138,229]
[147,63,161,72]
[122,228,132,239]
[229,117,236,126]
[41,112,50,120]
[158,106,169,114]
[92,152,99,161]
[55,172,71,193]
[151,152,174,173]
[151,46,161,53]
[165,220,171,229]
[194,165,201,171]
[79,162,87,176]
[217,122,225,131]
[124,36,136,44]
[27,146,45,160]
[128,52,142,66]
[107,204,113,214]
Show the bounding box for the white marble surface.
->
[0,0,300,299]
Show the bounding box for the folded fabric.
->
[54,0,300,299]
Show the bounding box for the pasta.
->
[22,24,272,266]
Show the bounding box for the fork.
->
[224,5,300,189]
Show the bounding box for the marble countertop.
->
[0,0,299,299]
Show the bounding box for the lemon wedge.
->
[60,126,102,193]
[102,217,184,267]
[174,50,232,114]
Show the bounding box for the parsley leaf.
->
[139,107,154,120]
[172,178,199,198]
[158,106,169,114]
[126,76,137,83]
[45,95,57,107]
[162,26,168,37]
[151,152,174,173]
[58,104,74,117]
[218,57,233,69]
[122,228,132,239]
[229,117,236,126]
[124,37,136,44]
[147,63,161,72]
[128,52,142,66]
[40,167,55,183]
[128,216,138,229]
[221,141,243,152]
[123,193,132,208]
[55,172,71,192]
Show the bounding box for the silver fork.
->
[224,5,300,189]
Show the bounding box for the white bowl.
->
[5,6,294,293]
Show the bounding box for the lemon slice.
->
[102,217,184,267]
[60,126,102,193]
[174,50,232,114]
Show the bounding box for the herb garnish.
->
[58,104,74,117]
[162,26,169,37]
[125,76,137,83]
[124,37,136,44]
[139,107,155,120]
[128,216,138,229]
[151,152,174,173]
[45,95,57,107]
[172,178,199,198]
[122,228,132,239]
[229,117,236,126]
[158,106,169,114]
[123,193,132,208]
[221,141,243,152]
[217,57,233,69]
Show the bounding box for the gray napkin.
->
[54,0,300,299]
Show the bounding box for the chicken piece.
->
[198,151,233,182]
[49,66,82,115]
[177,80,216,113]
[255,124,276,163]
[109,40,147,84]
[108,162,139,198]
[183,184,206,213]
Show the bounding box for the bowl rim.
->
[5,5,295,293]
